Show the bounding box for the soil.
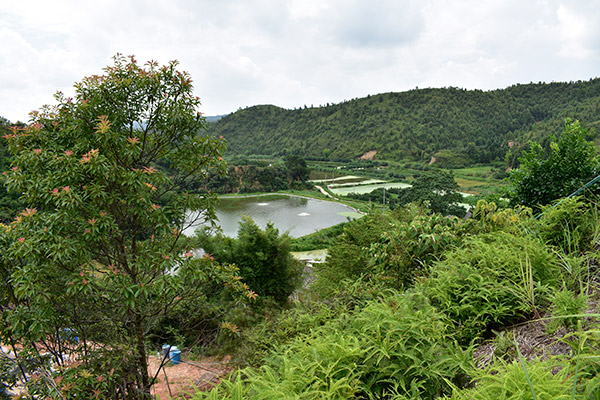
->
[360,150,377,160]
[148,354,232,399]
[473,291,600,368]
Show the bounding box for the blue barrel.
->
[170,349,181,365]
[162,344,171,357]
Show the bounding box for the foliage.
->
[469,199,533,235]
[536,196,599,255]
[290,221,347,251]
[202,164,289,193]
[197,216,303,304]
[193,291,471,400]
[311,210,399,297]
[285,154,310,182]
[547,287,589,333]
[221,277,381,367]
[200,158,312,194]
[565,328,600,398]
[368,213,468,289]
[0,117,23,223]
[399,171,465,216]
[423,231,562,344]
[449,357,578,399]
[207,80,600,163]
[148,278,244,352]
[348,171,466,216]
[193,195,599,399]
[509,119,599,209]
[0,55,251,398]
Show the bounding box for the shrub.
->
[509,119,599,210]
[220,277,382,366]
[470,199,533,235]
[450,357,577,399]
[423,231,562,344]
[547,287,589,333]
[311,211,397,297]
[536,196,598,255]
[198,216,303,304]
[368,213,468,289]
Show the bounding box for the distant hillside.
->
[205,114,228,123]
[207,80,600,165]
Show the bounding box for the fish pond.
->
[185,194,362,238]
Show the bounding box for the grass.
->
[455,177,491,188]
[452,165,496,177]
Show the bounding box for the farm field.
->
[309,161,509,196]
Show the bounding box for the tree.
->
[285,155,309,182]
[0,117,23,223]
[509,119,599,209]
[198,216,303,304]
[397,171,465,217]
[1,55,250,398]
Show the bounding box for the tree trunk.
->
[134,314,151,398]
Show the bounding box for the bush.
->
[311,211,397,297]
[450,357,577,399]
[423,231,562,344]
[198,216,303,304]
[222,278,380,366]
[368,213,468,289]
[536,196,599,255]
[394,171,466,217]
[509,119,599,209]
[547,287,589,333]
[470,199,533,235]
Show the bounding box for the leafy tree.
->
[346,172,464,216]
[208,80,600,162]
[0,118,23,223]
[509,119,599,209]
[198,216,303,304]
[1,55,250,398]
[285,155,309,182]
[398,171,465,216]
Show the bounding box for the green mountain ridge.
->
[207,79,600,165]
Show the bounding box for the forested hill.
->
[207,79,600,165]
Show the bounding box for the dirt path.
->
[148,354,232,399]
[314,185,337,199]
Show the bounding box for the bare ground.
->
[148,354,232,399]
[473,290,600,368]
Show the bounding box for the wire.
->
[534,173,600,219]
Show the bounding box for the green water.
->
[186,194,360,238]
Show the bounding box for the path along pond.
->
[184,194,362,238]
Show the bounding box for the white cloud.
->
[556,3,600,59]
[0,0,599,123]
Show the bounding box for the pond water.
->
[328,182,412,196]
[185,194,361,238]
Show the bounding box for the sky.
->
[1,0,599,123]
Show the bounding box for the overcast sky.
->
[1,0,599,122]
